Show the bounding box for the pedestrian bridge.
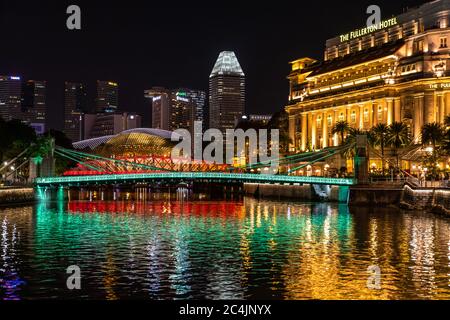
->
[35,172,355,187]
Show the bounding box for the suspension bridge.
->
[1,137,361,203]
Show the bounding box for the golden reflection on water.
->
[1,199,450,300]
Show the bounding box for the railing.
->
[35,172,355,187]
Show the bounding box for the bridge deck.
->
[35,172,354,187]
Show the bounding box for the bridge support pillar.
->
[354,135,369,185]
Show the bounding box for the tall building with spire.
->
[209,51,245,132]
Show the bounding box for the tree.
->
[267,110,292,154]
[386,122,411,169]
[342,128,370,159]
[0,119,37,162]
[422,122,445,154]
[371,123,389,172]
[331,121,351,146]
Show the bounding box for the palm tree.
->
[342,128,369,159]
[421,122,445,155]
[386,122,411,169]
[371,123,389,171]
[444,115,450,128]
[331,121,351,146]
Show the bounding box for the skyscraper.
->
[21,80,47,134]
[96,81,119,113]
[64,82,88,142]
[0,76,22,122]
[145,87,206,133]
[145,87,171,130]
[209,51,245,132]
[178,88,206,130]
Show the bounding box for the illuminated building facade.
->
[287,0,450,154]
[64,82,88,142]
[96,81,119,113]
[209,51,245,132]
[0,76,22,121]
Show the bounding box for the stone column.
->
[439,94,445,124]
[372,102,378,126]
[359,105,364,129]
[322,112,328,148]
[386,98,394,125]
[311,113,317,150]
[414,94,424,143]
[333,110,339,146]
[445,92,450,116]
[289,114,297,151]
[394,97,401,123]
[424,92,435,124]
[301,113,307,152]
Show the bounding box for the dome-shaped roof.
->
[73,128,181,157]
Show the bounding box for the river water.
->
[1,198,450,300]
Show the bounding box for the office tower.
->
[209,51,245,132]
[21,80,47,134]
[96,81,119,113]
[145,87,206,133]
[84,112,142,139]
[177,88,206,130]
[64,82,88,142]
[0,76,22,121]
[145,87,171,130]
[170,90,195,133]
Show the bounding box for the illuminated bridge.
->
[35,172,355,187]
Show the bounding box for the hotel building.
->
[286,0,450,155]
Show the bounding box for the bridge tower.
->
[29,138,56,180]
[354,135,369,185]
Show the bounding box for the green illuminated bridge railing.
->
[35,172,355,187]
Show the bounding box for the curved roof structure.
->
[73,128,181,157]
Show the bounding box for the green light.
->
[35,172,355,187]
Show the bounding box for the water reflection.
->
[0,199,449,300]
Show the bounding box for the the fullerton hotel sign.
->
[339,17,398,43]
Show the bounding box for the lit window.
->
[351,110,356,123]
[316,116,322,128]
[339,112,345,121]
[327,115,333,126]
[378,106,383,121]
[364,109,369,123]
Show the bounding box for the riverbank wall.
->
[244,183,349,203]
[0,188,35,205]
[399,185,450,215]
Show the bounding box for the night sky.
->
[0,0,425,130]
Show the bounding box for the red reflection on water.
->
[67,200,246,219]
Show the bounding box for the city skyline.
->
[0,0,426,131]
